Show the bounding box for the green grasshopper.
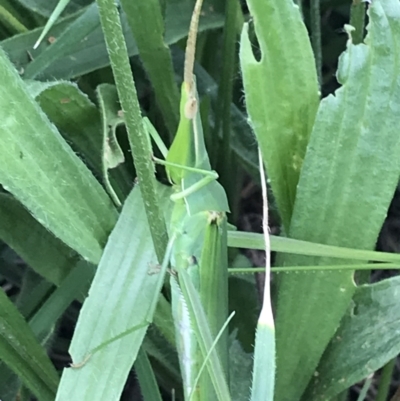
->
[149,0,231,399]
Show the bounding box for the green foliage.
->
[1,0,400,400]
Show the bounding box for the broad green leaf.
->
[1,1,225,80]
[240,0,319,231]
[0,288,59,401]
[0,193,77,284]
[25,79,102,171]
[120,0,180,137]
[304,275,400,400]
[274,1,400,400]
[55,186,167,401]
[0,46,118,263]
[26,80,131,200]
[15,0,91,17]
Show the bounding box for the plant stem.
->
[310,0,322,86]
[96,0,168,263]
[350,0,366,45]
[375,358,396,401]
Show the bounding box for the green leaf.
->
[1,1,225,81]
[240,0,319,231]
[0,262,94,398]
[96,83,125,171]
[228,231,400,264]
[0,47,118,263]
[23,3,101,79]
[26,79,101,158]
[55,186,167,401]
[15,0,91,17]
[0,193,77,284]
[120,0,180,137]
[0,288,59,401]
[304,275,400,400]
[27,79,131,200]
[33,0,71,49]
[229,334,252,401]
[274,1,400,400]
[135,347,164,401]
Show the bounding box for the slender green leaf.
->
[15,0,91,17]
[0,262,93,397]
[304,275,400,400]
[274,1,400,399]
[135,347,164,401]
[0,4,28,34]
[0,193,77,284]
[0,47,118,263]
[120,0,180,137]
[33,0,71,49]
[240,0,319,230]
[1,1,224,81]
[29,261,95,342]
[228,231,400,264]
[0,289,59,401]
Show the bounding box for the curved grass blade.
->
[16,0,90,17]
[0,289,59,401]
[0,47,117,264]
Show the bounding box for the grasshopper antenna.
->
[184,0,204,93]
